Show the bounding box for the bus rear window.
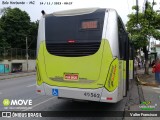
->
[45,9,106,56]
[45,9,105,43]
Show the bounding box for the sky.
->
[0,0,160,24]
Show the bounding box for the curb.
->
[0,73,36,80]
[135,76,145,103]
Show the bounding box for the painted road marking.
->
[155,91,160,94]
[22,97,55,111]
[26,84,36,87]
[152,87,160,90]
[152,87,160,94]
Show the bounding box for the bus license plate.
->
[64,73,79,81]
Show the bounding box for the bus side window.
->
[118,18,127,59]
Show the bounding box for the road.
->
[0,75,139,120]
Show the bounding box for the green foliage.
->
[132,5,139,11]
[126,2,160,50]
[0,7,38,49]
[27,21,39,49]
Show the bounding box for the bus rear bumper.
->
[36,83,120,103]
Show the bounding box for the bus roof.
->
[43,8,116,17]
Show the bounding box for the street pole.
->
[136,0,139,24]
[26,36,28,72]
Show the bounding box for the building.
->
[154,44,160,58]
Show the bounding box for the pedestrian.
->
[139,61,142,69]
[151,60,155,67]
[134,57,138,75]
[142,60,144,68]
[152,59,160,87]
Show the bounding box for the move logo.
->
[3,99,10,107]
[2,99,32,106]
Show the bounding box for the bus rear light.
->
[106,97,113,100]
[37,90,41,93]
[68,40,76,43]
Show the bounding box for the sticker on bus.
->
[52,88,58,96]
[64,73,79,81]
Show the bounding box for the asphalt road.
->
[0,75,137,120]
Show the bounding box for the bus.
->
[36,8,134,103]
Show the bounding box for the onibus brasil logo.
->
[2,98,32,108]
[139,101,157,110]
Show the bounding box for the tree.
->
[126,2,160,74]
[27,20,39,49]
[0,7,38,49]
[0,7,11,48]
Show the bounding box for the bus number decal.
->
[84,92,100,98]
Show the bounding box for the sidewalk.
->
[136,68,160,111]
[125,68,160,119]
[137,68,159,87]
[0,71,36,80]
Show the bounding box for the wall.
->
[156,47,160,58]
[0,60,36,72]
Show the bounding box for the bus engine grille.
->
[46,42,101,57]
